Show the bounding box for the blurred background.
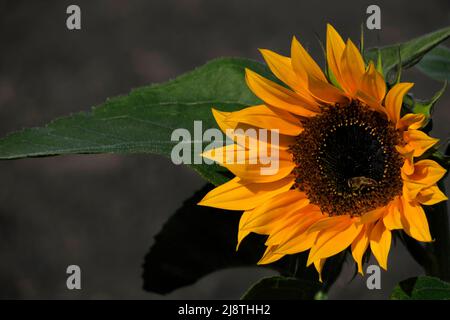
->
[0,0,449,299]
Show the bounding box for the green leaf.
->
[365,26,450,79]
[417,46,450,81]
[241,276,321,300]
[0,58,274,186]
[390,276,450,300]
[402,81,447,121]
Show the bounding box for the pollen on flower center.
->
[291,101,404,216]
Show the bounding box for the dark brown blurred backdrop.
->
[0,0,449,299]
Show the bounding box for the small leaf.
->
[365,26,450,79]
[241,276,321,300]
[416,46,450,81]
[391,276,450,300]
[0,58,275,186]
[401,81,447,133]
[411,81,447,118]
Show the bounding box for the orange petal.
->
[259,49,305,94]
[306,215,349,233]
[258,245,285,265]
[403,129,439,157]
[356,90,388,116]
[307,218,361,266]
[416,184,448,206]
[351,224,372,275]
[307,74,349,105]
[208,157,295,183]
[400,197,432,242]
[245,68,320,117]
[198,176,294,210]
[326,24,346,89]
[211,109,295,151]
[237,211,253,249]
[396,145,415,176]
[369,219,392,270]
[384,82,414,126]
[359,62,386,102]
[402,160,447,199]
[266,207,323,247]
[212,108,235,133]
[398,113,427,130]
[226,104,303,136]
[383,197,403,230]
[240,190,310,232]
[359,207,386,224]
[291,36,327,84]
[339,39,365,95]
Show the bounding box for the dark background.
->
[0,0,449,299]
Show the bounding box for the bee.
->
[347,176,378,191]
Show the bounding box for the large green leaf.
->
[365,26,450,79]
[0,58,273,186]
[416,46,450,81]
[391,276,450,300]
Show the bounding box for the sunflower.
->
[198,24,448,279]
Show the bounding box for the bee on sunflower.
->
[198,24,447,279]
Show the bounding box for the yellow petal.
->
[220,159,295,183]
[226,104,303,136]
[400,197,432,242]
[266,207,323,247]
[356,90,388,116]
[383,197,403,230]
[398,113,426,130]
[273,227,320,254]
[384,82,414,125]
[240,190,310,232]
[245,68,320,117]
[291,36,327,84]
[326,24,346,89]
[351,224,371,275]
[198,176,294,210]
[258,245,285,265]
[369,219,392,270]
[307,219,361,266]
[403,129,439,157]
[339,39,365,95]
[359,207,386,224]
[306,215,349,233]
[396,145,415,176]
[212,108,235,133]
[359,62,386,102]
[211,109,295,151]
[416,184,448,206]
[202,141,294,171]
[402,160,447,199]
[307,74,349,105]
[259,49,305,94]
[237,211,252,249]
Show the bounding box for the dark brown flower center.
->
[290,101,403,216]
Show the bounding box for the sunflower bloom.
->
[198,24,448,278]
